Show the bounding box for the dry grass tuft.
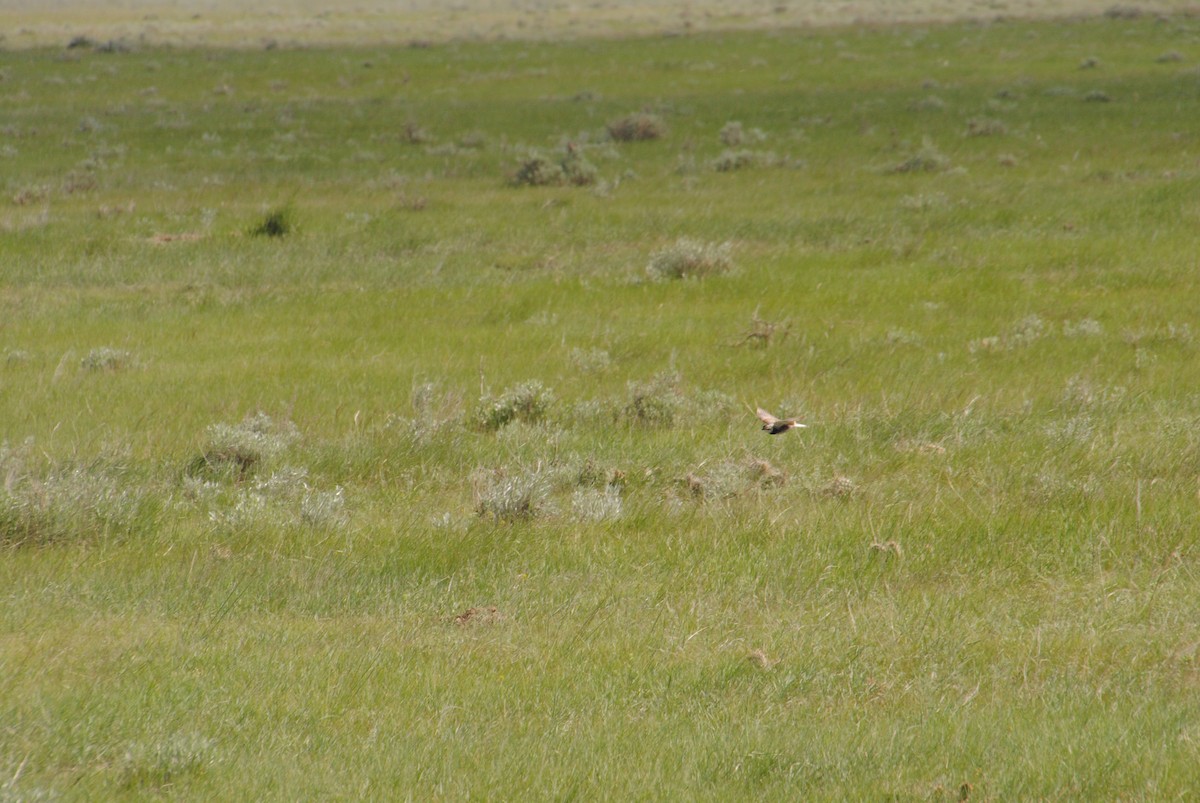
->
[821,475,857,498]
[732,311,790,348]
[869,539,903,556]
[607,112,667,142]
[453,606,505,626]
[747,649,779,670]
[680,457,787,500]
[888,137,950,173]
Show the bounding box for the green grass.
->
[3,11,1200,799]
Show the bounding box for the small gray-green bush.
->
[911,95,946,111]
[623,372,685,426]
[718,121,767,146]
[81,347,133,371]
[647,238,734,280]
[560,147,598,186]
[679,457,786,501]
[474,380,555,431]
[966,117,1007,137]
[571,486,623,522]
[712,149,779,172]
[888,138,950,173]
[511,152,563,186]
[0,442,156,547]
[510,146,597,187]
[4,349,33,364]
[119,734,215,792]
[474,465,551,522]
[189,412,299,478]
[200,466,347,531]
[568,347,612,373]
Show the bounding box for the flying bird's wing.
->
[756,408,779,425]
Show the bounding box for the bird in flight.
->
[757,407,807,435]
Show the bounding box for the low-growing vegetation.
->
[2,7,1200,799]
[607,111,668,142]
[646,238,734,280]
[248,205,295,237]
[473,380,556,431]
[509,145,598,187]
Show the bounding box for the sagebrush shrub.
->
[712,149,778,172]
[718,121,768,147]
[568,347,612,373]
[560,147,598,186]
[189,412,299,478]
[623,372,684,426]
[474,466,550,522]
[399,121,432,144]
[888,138,950,173]
[511,153,563,187]
[966,117,1006,137]
[4,349,33,364]
[678,457,786,501]
[474,381,555,431]
[81,347,133,371]
[199,466,347,531]
[0,442,155,547]
[607,113,666,142]
[571,486,623,522]
[646,238,733,280]
[510,146,597,187]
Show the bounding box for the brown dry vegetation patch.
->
[453,606,505,626]
[147,232,204,244]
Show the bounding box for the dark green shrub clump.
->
[249,205,294,238]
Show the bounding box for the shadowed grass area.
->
[3,10,1200,799]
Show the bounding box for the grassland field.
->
[2,4,1200,799]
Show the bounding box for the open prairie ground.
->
[3,0,1200,48]
[3,6,1200,799]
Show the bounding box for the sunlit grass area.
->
[2,9,1200,799]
